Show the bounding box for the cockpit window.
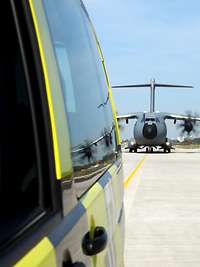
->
[145,118,155,122]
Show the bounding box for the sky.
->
[83,0,200,140]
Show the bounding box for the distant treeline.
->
[172,138,200,148]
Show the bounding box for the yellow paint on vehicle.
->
[114,224,124,267]
[29,0,72,179]
[124,155,147,188]
[91,26,121,145]
[108,162,123,224]
[89,215,96,240]
[14,238,57,267]
[29,0,61,178]
[107,163,117,177]
[81,183,108,267]
[97,45,121,144]
[81,183,103,209]
[101,61,121,145]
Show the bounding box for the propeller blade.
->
[176,111,200,135]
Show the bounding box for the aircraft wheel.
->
[146,147,148,153]
[150,147,153,153]
[134,148,137,153]
[168,148,171,153]
[129,148,133,153]
[164,148,167,153]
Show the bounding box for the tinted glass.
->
[0,2,41,247]
[43,0,117,196]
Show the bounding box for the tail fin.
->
[112,79,193,113]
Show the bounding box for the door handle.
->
[82,226,108,256]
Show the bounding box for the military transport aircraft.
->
[113,79,200,153]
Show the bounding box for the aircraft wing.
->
[117,112,140,121]
[164,113,200,122]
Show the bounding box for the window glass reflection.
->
[43,0,117,196]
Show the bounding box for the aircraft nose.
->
[143,123,157,139]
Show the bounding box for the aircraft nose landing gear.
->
[146,147,153,153]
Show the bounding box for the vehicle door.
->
[39,0,124,266]
[0,0,124,266]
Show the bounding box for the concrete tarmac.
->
[123,148,200,267]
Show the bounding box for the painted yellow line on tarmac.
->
[124,155,147,188]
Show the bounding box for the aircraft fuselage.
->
[134,112,167,147]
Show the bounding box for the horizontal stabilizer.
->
[112,79,194,112]
[112,84,150,88]
[112,83,193,89]
[154,83,193,88]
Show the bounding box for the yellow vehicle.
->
[0,1,124,266]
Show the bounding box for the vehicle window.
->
[43,0,117,197]
[0,2,44,248]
